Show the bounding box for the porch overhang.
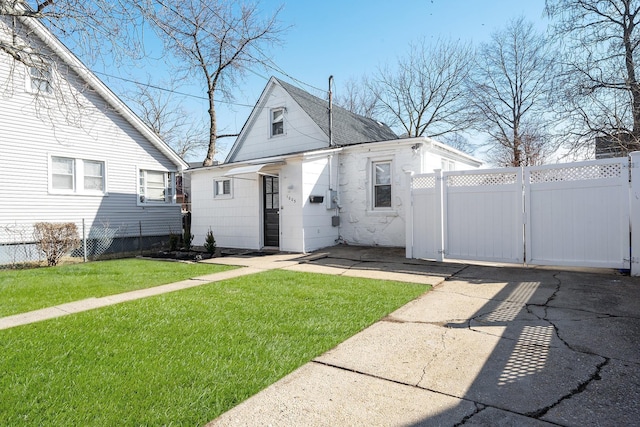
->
[223,161,284,177]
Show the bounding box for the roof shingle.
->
[276,78,398,145]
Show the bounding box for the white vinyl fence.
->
[407,153,639,275]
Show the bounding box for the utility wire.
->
[93,70,255,108]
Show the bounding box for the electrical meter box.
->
[326,190,338,209]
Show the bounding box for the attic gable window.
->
[271,108,284,137]
[28,62,53,94]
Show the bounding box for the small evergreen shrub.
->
[204,228,216,255]
[182,229,194,251]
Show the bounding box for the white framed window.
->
[372,160,392,209]
[51,157,75,191]
[83,160,105,191]
[271,108,284,137]
[214,178,232,198]
[50,156,105,194]
[441,159,455,171]
[138,169,176,204]
[28,62,53,94]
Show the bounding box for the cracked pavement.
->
[208,247,640,426]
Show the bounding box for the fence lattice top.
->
[446,172,518,187]
[412,175,436,189]
[529,163,623,184]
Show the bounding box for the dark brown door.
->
[263,175,279,247]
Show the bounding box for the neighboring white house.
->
[189,77,482,253]
[0,10,188,260]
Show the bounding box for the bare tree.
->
[0,0,143,67]
[368,38,476,139]
[467,17,558,166]
[546,0,640,155]
[333,76,377,119]
[126,79,208,160]
[145,0,285,166]
[440,133,475,155]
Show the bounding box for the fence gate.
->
[408,157,631,270]
[409,174,441,261]
[525,159,630,269]
[443,168,524,264]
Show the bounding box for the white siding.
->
[300,155,339,252]
[229,84,328,162]
[0,17,182,238]
[190,168,261,250]
[190,157,339,253]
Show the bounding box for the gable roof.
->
[10,11,188,170]
[276,78,398,146]
[225,77,397,163]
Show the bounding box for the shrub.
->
[182,229,194,251]
[168,232,180,252]
[204,228,216,255]
[33,222,81,267]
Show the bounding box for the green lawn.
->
[0,270,429,426]
[0,259,236,317]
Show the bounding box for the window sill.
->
[49,190,107,197]
[366,209,398,217]
[26,89,54,97]
[137,201,178,207]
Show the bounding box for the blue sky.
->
[97,0,549,162]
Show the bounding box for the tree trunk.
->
[203,92,217,167]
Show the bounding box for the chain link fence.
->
[0,221,174,269]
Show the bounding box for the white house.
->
[0,9,188,260]
[189,77,481,253]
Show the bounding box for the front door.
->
[263,175,280,247]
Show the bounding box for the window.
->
[50,156,105,194]
[214,179,232,197]
[271,108,284,136]
[51,157,75,191]
[373,161,392,209]
[441,159,455,171]
[139,169,175,204]
[83,160,105,191]
[29,63,52,93]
